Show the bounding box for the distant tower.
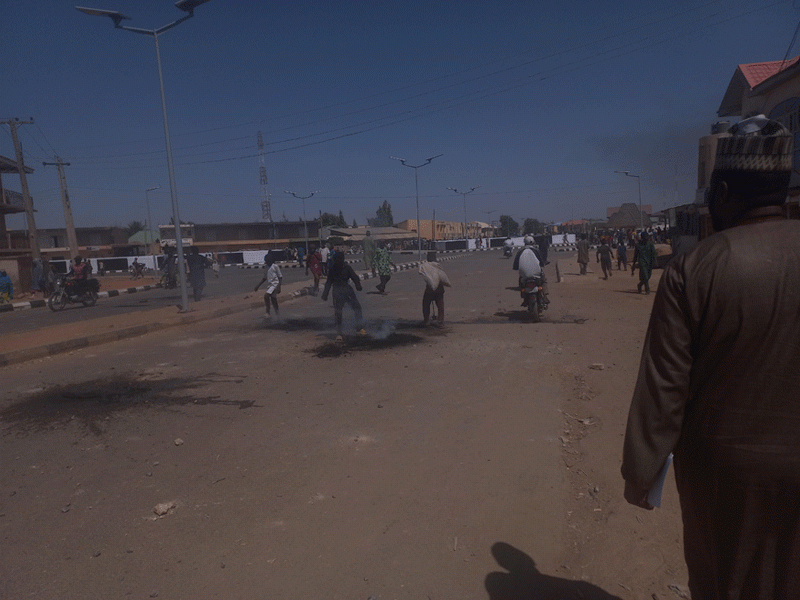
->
[257,131,273,223]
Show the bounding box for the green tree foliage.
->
[499,215,520,237]
[371,200,394,227]
[352,219,358,228]
[320,212,347,227]
[523,218,545,235]
[126,220,146,238]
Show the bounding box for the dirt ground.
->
[0,252,689,600]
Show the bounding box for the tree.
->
[126,220,146,238]
[352,219,357,228]
[370,200,394,227]
[523,218,545,235]
[499,215,520,237]
[320,212,347,228]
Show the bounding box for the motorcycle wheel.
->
[528,296,541,322]
[82,291,98,307]
[48,292,67,312]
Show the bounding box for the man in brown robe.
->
[621,115,800,599]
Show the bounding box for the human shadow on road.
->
[485,542,623,600]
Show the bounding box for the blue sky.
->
[4,0,799,231]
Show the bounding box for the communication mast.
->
[257,131,273,223]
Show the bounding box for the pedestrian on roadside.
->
[186,247,210,301]
[31,258,46,299]
[419,251,450,327]
[254,253,282,318]
[296,244,305,266]
[621,115,800,600]
[97,261,106,277]
[576,233,590,275]
[374,241,395,294]
[633,232,656,294]
[596,238,614,279]
[0,269,13,302]
[321,251,364,339]
[211,255,220,278]
[320,243,330,276]
[537,234,550,265]
[305,244,323,295]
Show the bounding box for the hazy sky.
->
[4,0,799,231]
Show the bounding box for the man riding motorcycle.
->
[68,256,89,293]
[513,236,550,306]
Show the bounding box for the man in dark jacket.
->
[321,251,365,339]
[622,115,800,599]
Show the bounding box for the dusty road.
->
[1,251,688,600]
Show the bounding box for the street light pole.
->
[76,0,212,312]
[145,185,160,274]
[447,186,479,250]
[391,154,442,260]
[284,190,319,257]
[614,170,643,230]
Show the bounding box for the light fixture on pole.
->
[77,0,212,312]
[284,190,319,257]
[614,170,643,230]
[447,186,480,249]
[391,154,442,260]
[145,185,160,274]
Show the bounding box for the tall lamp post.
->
[447,186,480,250]
[391,154,443,260]
[614,170,643,230]
[284,190,319,257]
[145,185,160,274]
[77,0,212,312]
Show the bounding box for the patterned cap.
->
[715,115,792,172]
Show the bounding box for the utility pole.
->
[42,156,79,256]
[3,119,39,259]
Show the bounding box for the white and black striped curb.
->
[0,283,161,312]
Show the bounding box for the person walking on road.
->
[374,241,395,294]
[616,239,628,271]
[622,115,800,600]
[254,254,282,318]
[305,244,323,295]
[633,232,656,294]
[576,233,590,275]
[596,238,614,279]
[319,243,329,276]
[321,251,365,339]
[419,251,450,327]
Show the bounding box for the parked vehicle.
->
[520,275,546,322]
[47,276,101,312]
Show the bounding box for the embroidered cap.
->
[715,115,793,172]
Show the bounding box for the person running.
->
[374,241,395,294]
[254,253,282,318]
[321,251,364,339]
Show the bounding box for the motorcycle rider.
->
[68,256,88,292]
[513,236,550,307]
[503,237,514,257]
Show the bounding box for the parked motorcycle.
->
[521,275,547,322]
[47,276,101,311]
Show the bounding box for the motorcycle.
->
[503,245,513,258]
[48,276,101,312]
[521,275,547,322]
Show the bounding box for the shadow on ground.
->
[485,542,623,600]
[0,372,258,437]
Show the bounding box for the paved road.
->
[0,252,425,336]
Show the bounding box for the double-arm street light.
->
[77,0,212,312]
[145,185,160,273]
[447,186,480,249]
[614,170,644,230]
[284,190,319,256]
[391,154,443,260]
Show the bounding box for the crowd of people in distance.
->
[575,229,658,293]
